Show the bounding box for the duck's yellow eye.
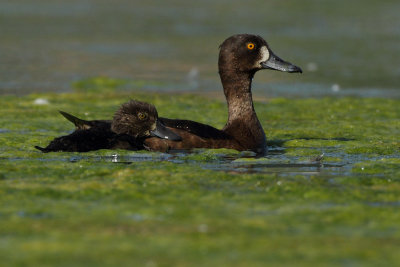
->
[247,43,255,50]
[137,112,148,121]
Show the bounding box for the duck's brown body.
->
[144,118,243,152]
[144,113,263,153]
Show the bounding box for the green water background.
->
[1,0,399,97]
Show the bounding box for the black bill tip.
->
[287,64,302,73]
[261,52,302,74]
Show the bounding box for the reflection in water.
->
[41,148,351,175]
[76,149,349,176]
[4,145,398,176]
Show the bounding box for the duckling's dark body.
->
[35,128,144,153]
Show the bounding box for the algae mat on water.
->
[0,89,399,266]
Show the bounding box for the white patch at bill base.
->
[257,46,270,68]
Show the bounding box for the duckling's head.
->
[112,100,158,138]
[111,100,181,141]
[219,34,302,75]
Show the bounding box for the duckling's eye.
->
[137,112,148,121]
[247,43,255,50]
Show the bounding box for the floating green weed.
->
[0,88,399,266]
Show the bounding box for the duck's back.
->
[159,118,229,139]
[144,118,244,152]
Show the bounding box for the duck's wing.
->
[159,117,231,139]
[59,111,111,130]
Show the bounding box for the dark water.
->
[1,0,400,97]
[4,147,391,177]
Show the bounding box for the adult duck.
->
[144,34,302,155]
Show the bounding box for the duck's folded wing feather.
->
[159,118,231,140]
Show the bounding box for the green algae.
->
[352,158,400,176]
[0,87,400,266]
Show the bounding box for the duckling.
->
[144,34,302,155]
[35,100,181,152]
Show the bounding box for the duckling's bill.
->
[150,120,182,141]
[261,52,302,73]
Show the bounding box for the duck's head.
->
[111,100,181,141]
[219,34,302,75]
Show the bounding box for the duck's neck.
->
[220,70,266,154]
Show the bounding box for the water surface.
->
[1,0,399,97]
